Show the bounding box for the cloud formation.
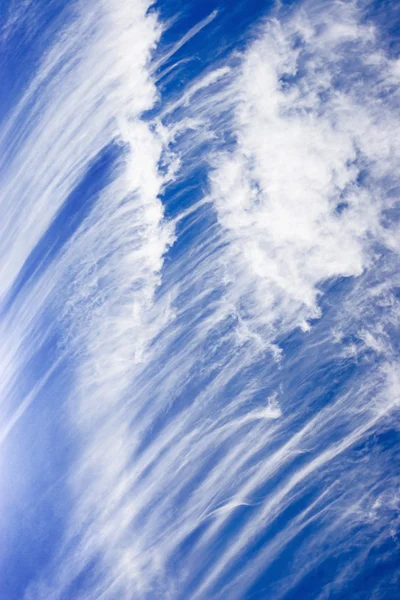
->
[1,1,399,599]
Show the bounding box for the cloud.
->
[2,0,399,599]
[209,0,400,342]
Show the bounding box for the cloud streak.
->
[1,1,399,599]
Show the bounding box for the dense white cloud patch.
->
[210,0,400,338]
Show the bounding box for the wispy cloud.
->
[1,0,399,599]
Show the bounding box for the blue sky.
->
[1,1,400,599]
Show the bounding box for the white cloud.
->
[2,0,399,599]
[209,0,400,342]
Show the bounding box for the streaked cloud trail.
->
[1,1,399,599]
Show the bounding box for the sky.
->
[0,0,400,599]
